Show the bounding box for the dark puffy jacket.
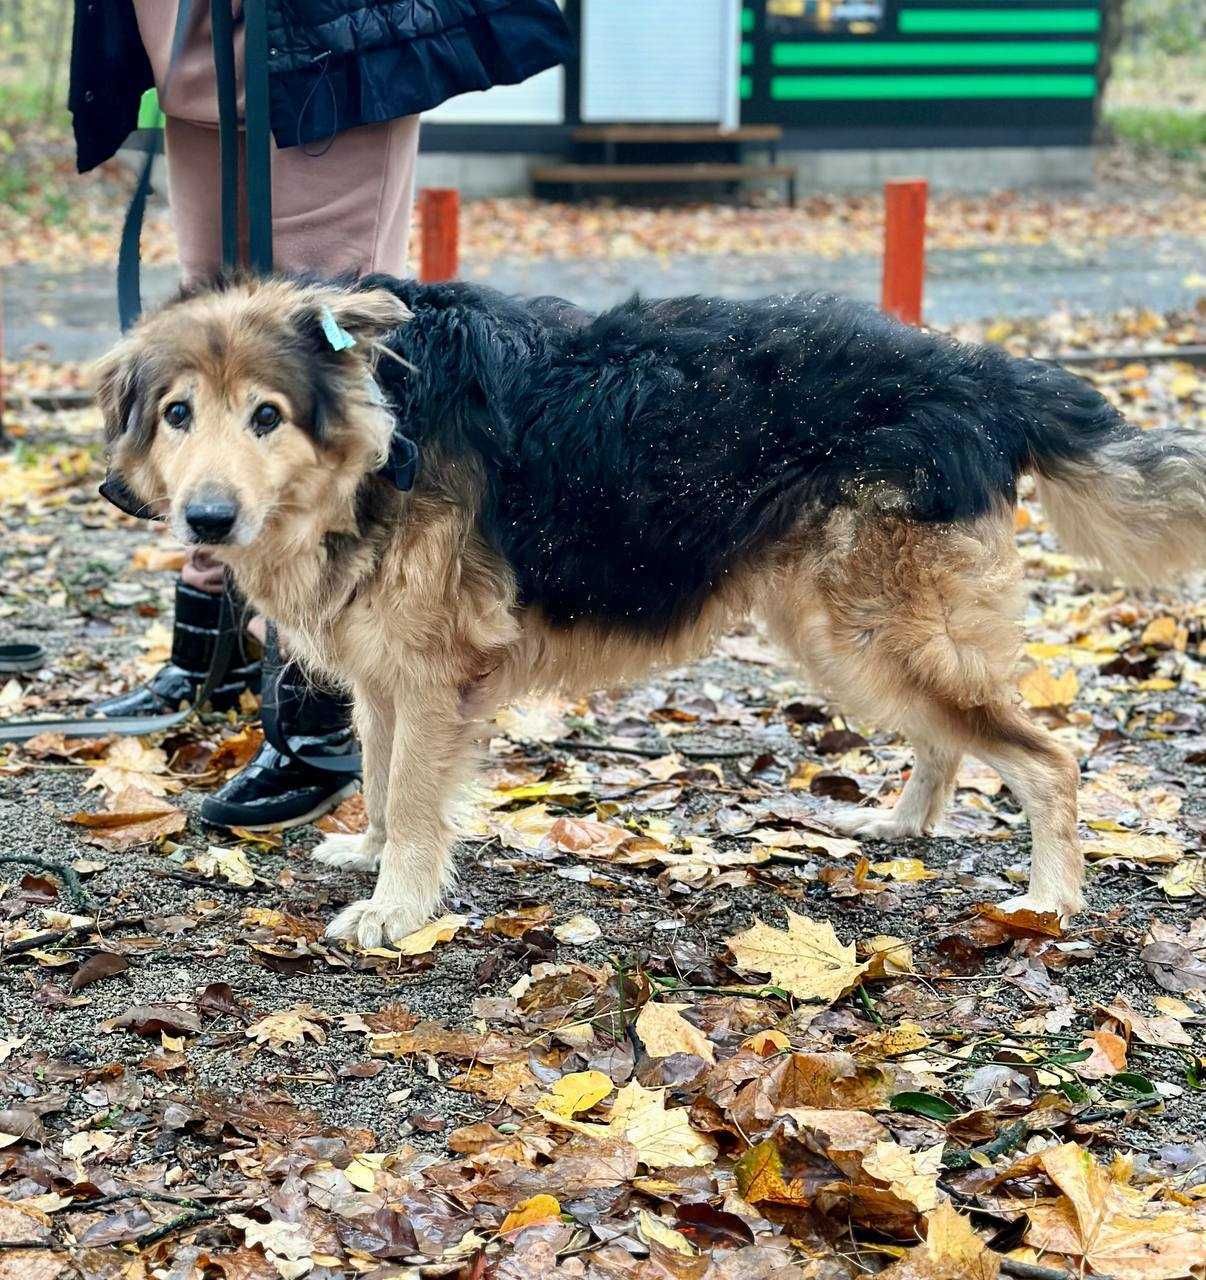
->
[69,0,573,172]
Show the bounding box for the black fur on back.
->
[360,276,1125,633]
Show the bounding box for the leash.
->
[0,592,239,742]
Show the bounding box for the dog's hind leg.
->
[326,678,472,948]
[312,683,394,873]
[763,509,1084,919]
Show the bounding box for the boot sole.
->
[205,780,360,834]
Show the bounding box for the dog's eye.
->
[164,401,191,429]
[251,403,282,434]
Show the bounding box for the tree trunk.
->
[1096,0,1128,124]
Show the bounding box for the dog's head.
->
[95,276,411,552]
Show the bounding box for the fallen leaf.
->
[83,738,179,797]
[190,845,256,888]
[877,1200,1000,1278]
[245,1005,330,1050]
[69,785,186,851]
[392,913,468,956]
[500,1195,562,1235]
[635,1001,716,1064]
[638,1209,697,1257]
[727,912,868,1002]
[1027,1143,1206,1280]
[1018,665,1079,709]
[553,914,602,945]
[538,1071,613,1119]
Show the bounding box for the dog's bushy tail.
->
[1006,357,1206,585]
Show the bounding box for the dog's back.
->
[378,282,1145,632]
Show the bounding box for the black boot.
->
[94,581,260,717]
[200,636,359,831]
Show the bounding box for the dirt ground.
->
[0,316,1204,1277]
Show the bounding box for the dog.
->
[95,274,1206,945]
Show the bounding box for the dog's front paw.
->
[325,895,435,948]
[827,806,926,841]
[312,831,383,872]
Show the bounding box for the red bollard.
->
[418,188,460,284]
[881,178,927,326]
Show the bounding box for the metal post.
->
[881,178,928,326]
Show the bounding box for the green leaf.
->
[1107,1072,1158,1098]
[889,1091,960,1120]
[1049,1048,1094,1065]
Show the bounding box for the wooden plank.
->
[571,124,782,144]
[532,163,793,184]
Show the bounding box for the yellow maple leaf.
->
[1027,1143,1206,1280]
[871,858,936,882]
[637,1210,696,1257]
[540,1080,716,1170]
[877,1200,1000,1278]
[190,845,255,888]
[1158,859,1206,899]
[634,1002,716,1064]
[1083,832,1184,864]
[1018,665,1079,709]
[864,1140,945,1212]
[726,911,868,1002]
[610,1082,717,1169]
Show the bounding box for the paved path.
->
[4,233,1199,364]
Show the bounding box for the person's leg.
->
[269,115,421,277]
[163,115,226,286]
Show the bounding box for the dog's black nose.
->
[184,498,238,543]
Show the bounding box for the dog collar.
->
[379,429,419,492]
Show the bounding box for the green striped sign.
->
[898,8,1102,34]
[770,72,1098,99]
[771,41,1099,67]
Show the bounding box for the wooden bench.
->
[531,161,796,205]
[533,124,795,205]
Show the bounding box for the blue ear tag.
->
[319,305,357,352]
[380,430,419,491]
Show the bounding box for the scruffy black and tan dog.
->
[97,275,1206,945]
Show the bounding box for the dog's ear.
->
[93,341,148,446]
[306,286,413,351]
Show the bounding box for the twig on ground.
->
[56,1190,222,1213]
[1001,1259,1116,1280]
[944,1119,1030,1171]
[1,914,145,960]
[0,853,92,908]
